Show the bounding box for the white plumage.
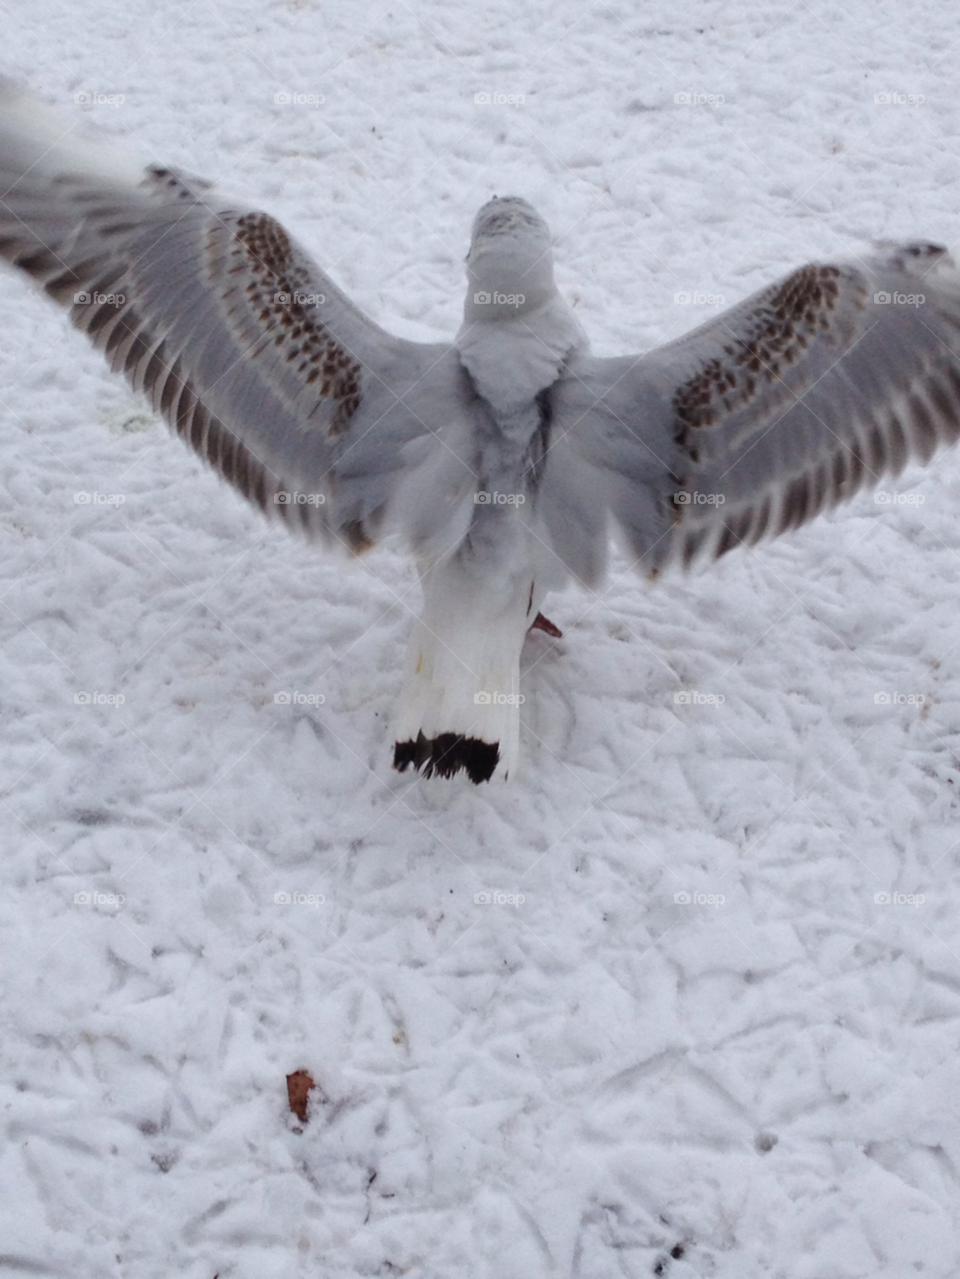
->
[3,79,960,781]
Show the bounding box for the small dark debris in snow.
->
[755,1131,778,1153]
[286,1069,315,1123]
[74,809,112,826]
[670,1243,685,1259]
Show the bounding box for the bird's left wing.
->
[544,243,960,583]
[0,81,477,555]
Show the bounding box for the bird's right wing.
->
[545,243,960,584]
[0,80,478,556]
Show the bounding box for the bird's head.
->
[463,196,557,319]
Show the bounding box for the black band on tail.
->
[394,732,500,784]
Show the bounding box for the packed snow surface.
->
[2,1,960,1275]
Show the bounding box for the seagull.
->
[2,80,960,783]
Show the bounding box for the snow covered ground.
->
[2,0,960,1274]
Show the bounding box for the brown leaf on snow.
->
[286,1069,315,1123]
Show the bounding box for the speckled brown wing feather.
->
[546,244,960,583]
[0,115,475,556]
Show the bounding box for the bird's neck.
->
[462,239,557,320]
[457,297,584,415]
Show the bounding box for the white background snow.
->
[2,1,960,1275]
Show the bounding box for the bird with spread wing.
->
[2,80,959,782]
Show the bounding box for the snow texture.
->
[2,1,960,1275]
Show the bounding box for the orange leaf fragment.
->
[286,1069,315,1123]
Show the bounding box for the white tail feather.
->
[393,551,543,782]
